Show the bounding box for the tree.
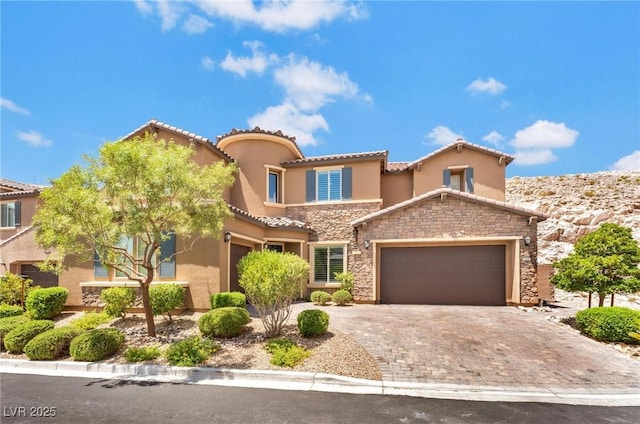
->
[34,133,235,336]
[552,223,640,307]
[238,251,309,337]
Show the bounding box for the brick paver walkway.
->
[293,304,640,390]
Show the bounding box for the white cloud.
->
[500,99,511,110]
[201,56,215,71]
[220,41,277,77]
[466,77,507,95]
[510,120,579,149]
[248,102,329,146]
[482,130,505,146]
[15,130,52,147]
[183,14,212,34]
[157,0,182,31]
[513,149,557,166]
[1,98,30,115]
[426,126,463,146]
[133,0,153,15]
[610,151,640,171]
[274,55,364,111]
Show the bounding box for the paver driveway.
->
[294,304,640,390]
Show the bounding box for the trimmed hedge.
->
[264,337,309,368]
[101,287,136,319]
[0,304,24,319]
[24,326,84,360]
[199,307,250,338]
[70,328,125,361]
[332,289,352,306]
[310,291,331,306]
[0,315,31,350]
[210,292,246,309]
[70,312,112,330]
[25,287,68,320]
[165,336,219,367]
[3,320,55,353]
[576,307,640,344]
[297,309,329,337]
[124,346,162,362]
[150,284,185,321]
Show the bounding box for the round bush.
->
[0,304,24,319]
[310,291,331,306]
[24,326,84,360]
[576,306,640,343]
[210,292,246,309]
[70,328,125,361]
[199,307,250,338]
[165,336,219,367]
[150,284,185,320]
[332,289,352,306]
[297,309,330,337]
[4,320,55,353]
[100,287,136,319]
[0,315,31,350]
[25,287,68,320]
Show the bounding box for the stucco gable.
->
[408,139,514,170]
[351,187,547,227]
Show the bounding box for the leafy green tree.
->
[238,251,309,337]
[34,133,235,336]
[552,223,640,307]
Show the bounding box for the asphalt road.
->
[1,374,639,424]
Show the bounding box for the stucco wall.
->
[380,172,413,207]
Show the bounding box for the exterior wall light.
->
[224,231,232,243]
[364,240,370,249]
[524,236,531,246]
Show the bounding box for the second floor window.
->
[268,171,280,203]
[443,167,474,193]
[1,201,21,228]
[305,167,352,202]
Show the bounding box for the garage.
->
[379,245,506,305]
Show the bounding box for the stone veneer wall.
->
[355,196,540,304]
[287,202,380,301]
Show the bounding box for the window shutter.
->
[443,169,451,187]
[465,167,474,193]
[341,167,352,200]
[14,201,21,227]
[159,233,176,278]
[306,170,316,202]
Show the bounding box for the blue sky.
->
[2,1,639,185]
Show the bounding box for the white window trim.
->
[308,242,348,286]
[1,202,16,229]
[315,168,342,203]
[265,165,286,204]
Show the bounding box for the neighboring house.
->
[0,179,58,288]
[4,120,548,310]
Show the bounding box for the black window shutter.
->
[442,169,451,187]
[341,167,352,200]
[14,201,21,227]
[466,167,474,193]
[306,170,316,202]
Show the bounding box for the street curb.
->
[2,359,639,406]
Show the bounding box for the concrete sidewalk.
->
[2,358,640,407]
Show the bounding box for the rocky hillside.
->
[506,170,640,265]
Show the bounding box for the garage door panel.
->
[380,245,505,306]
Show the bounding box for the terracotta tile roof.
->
[351,187,549,227]
[122,119,235,163]
[281,150,388,167]
[216,127,305,159]
[385,162,410,173]
[228,205,311,232]
[0,179,46,191]
[408,139,515,169]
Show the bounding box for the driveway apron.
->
[294,304,640,390]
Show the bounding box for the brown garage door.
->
[229,244,251,293]
[20,264,59,289]
[380,245,505,306]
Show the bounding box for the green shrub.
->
[100,287,136,319]
[25,287,68,320]
[0,272,35,305]
[310,291,331,306]
[0,304,24,319]
[264,337,309,368]
[24,326,84,360]
[334,271,354,294]
[576,307,640,343]
[198,307,250,338]
[165,336,219,367]
[0,315,31,350]
[4,320,55,353]
[69,328,125,361]
[332,289,352,306]
[124,345,161,362]
[210,292,246,309]
[70,311,112,330]
[150,284,185,321]
[297,309,329,337]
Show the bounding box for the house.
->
[5,120,548,310]
[0,179,58,288]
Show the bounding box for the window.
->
[313,245,345,283]
[305,167,352,202]
[265,166,285,204]
[1,202,20,228]
[265,243,284,253]
[94,251,108,278]
[94,233,176,279]
[443,168,474,193]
